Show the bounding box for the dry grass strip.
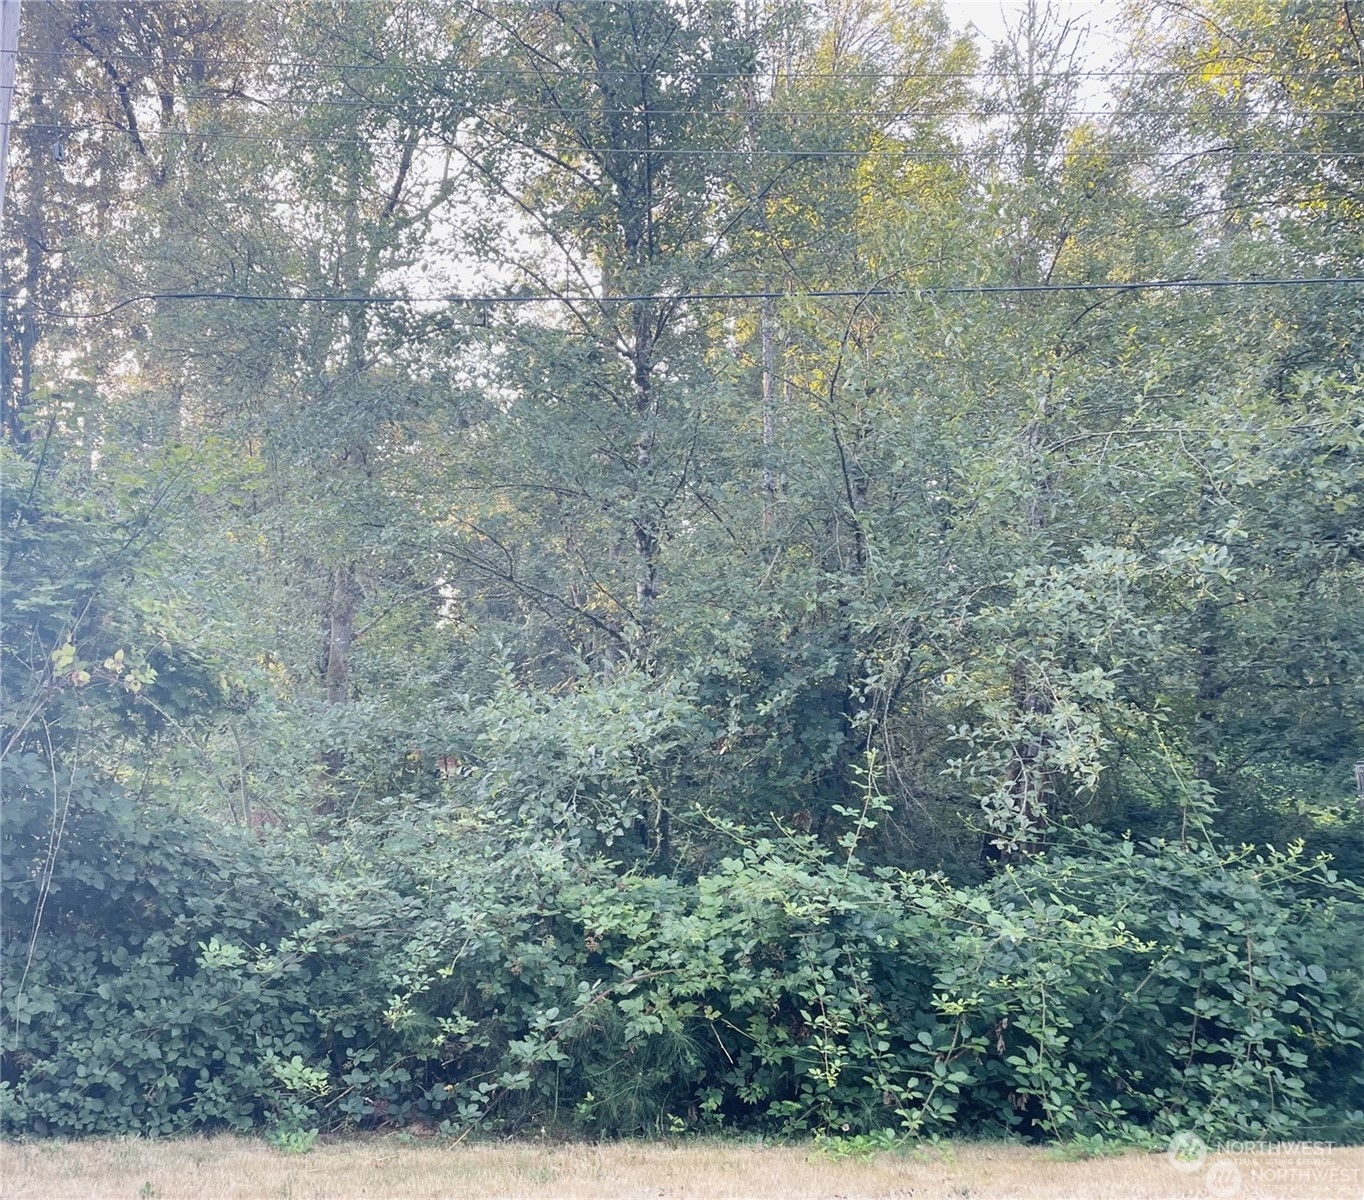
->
[2,1135,1361,1200]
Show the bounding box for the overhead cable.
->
[16,47,1364,82]
[13,120,1363,159]
[15,276,1364,322]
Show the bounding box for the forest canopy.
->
[2,0,1362,1145]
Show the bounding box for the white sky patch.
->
[944,0,1104,46]
[943,0,1123,120]
[944,1,1124,103]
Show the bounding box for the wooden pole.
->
[0,0,21,229]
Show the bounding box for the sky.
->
[942,0,1105,45]
[942,1,1124,104]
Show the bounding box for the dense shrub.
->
[5,788,1361,1144]
[364,813,1364,1143]
[0,786,400,1135]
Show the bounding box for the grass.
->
[2,1134,1361,1199]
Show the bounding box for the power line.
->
[13,120,1364,159]
[16,46,1364,82]
[17,277,1364,321]
[12,80,1364,122]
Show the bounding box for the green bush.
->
[4,791,1361,1142]
[1,788,389,1135]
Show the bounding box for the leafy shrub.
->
[4,787,1361,1142]
[1,784,385,1134]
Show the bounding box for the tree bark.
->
[5,3,53,443]
[761,292,779,533]
[1192,598,1223,786]
[324,563,358,706]
[631,300,659,631]
[318,563,359,813]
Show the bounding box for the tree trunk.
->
[761,292,779,533]
[5,6,53,443]
[324,563,358,705]
[1192,598,1222,786]
[631,300,659,632]
[318,563,359,813]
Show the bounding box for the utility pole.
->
[0,0,20,228]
